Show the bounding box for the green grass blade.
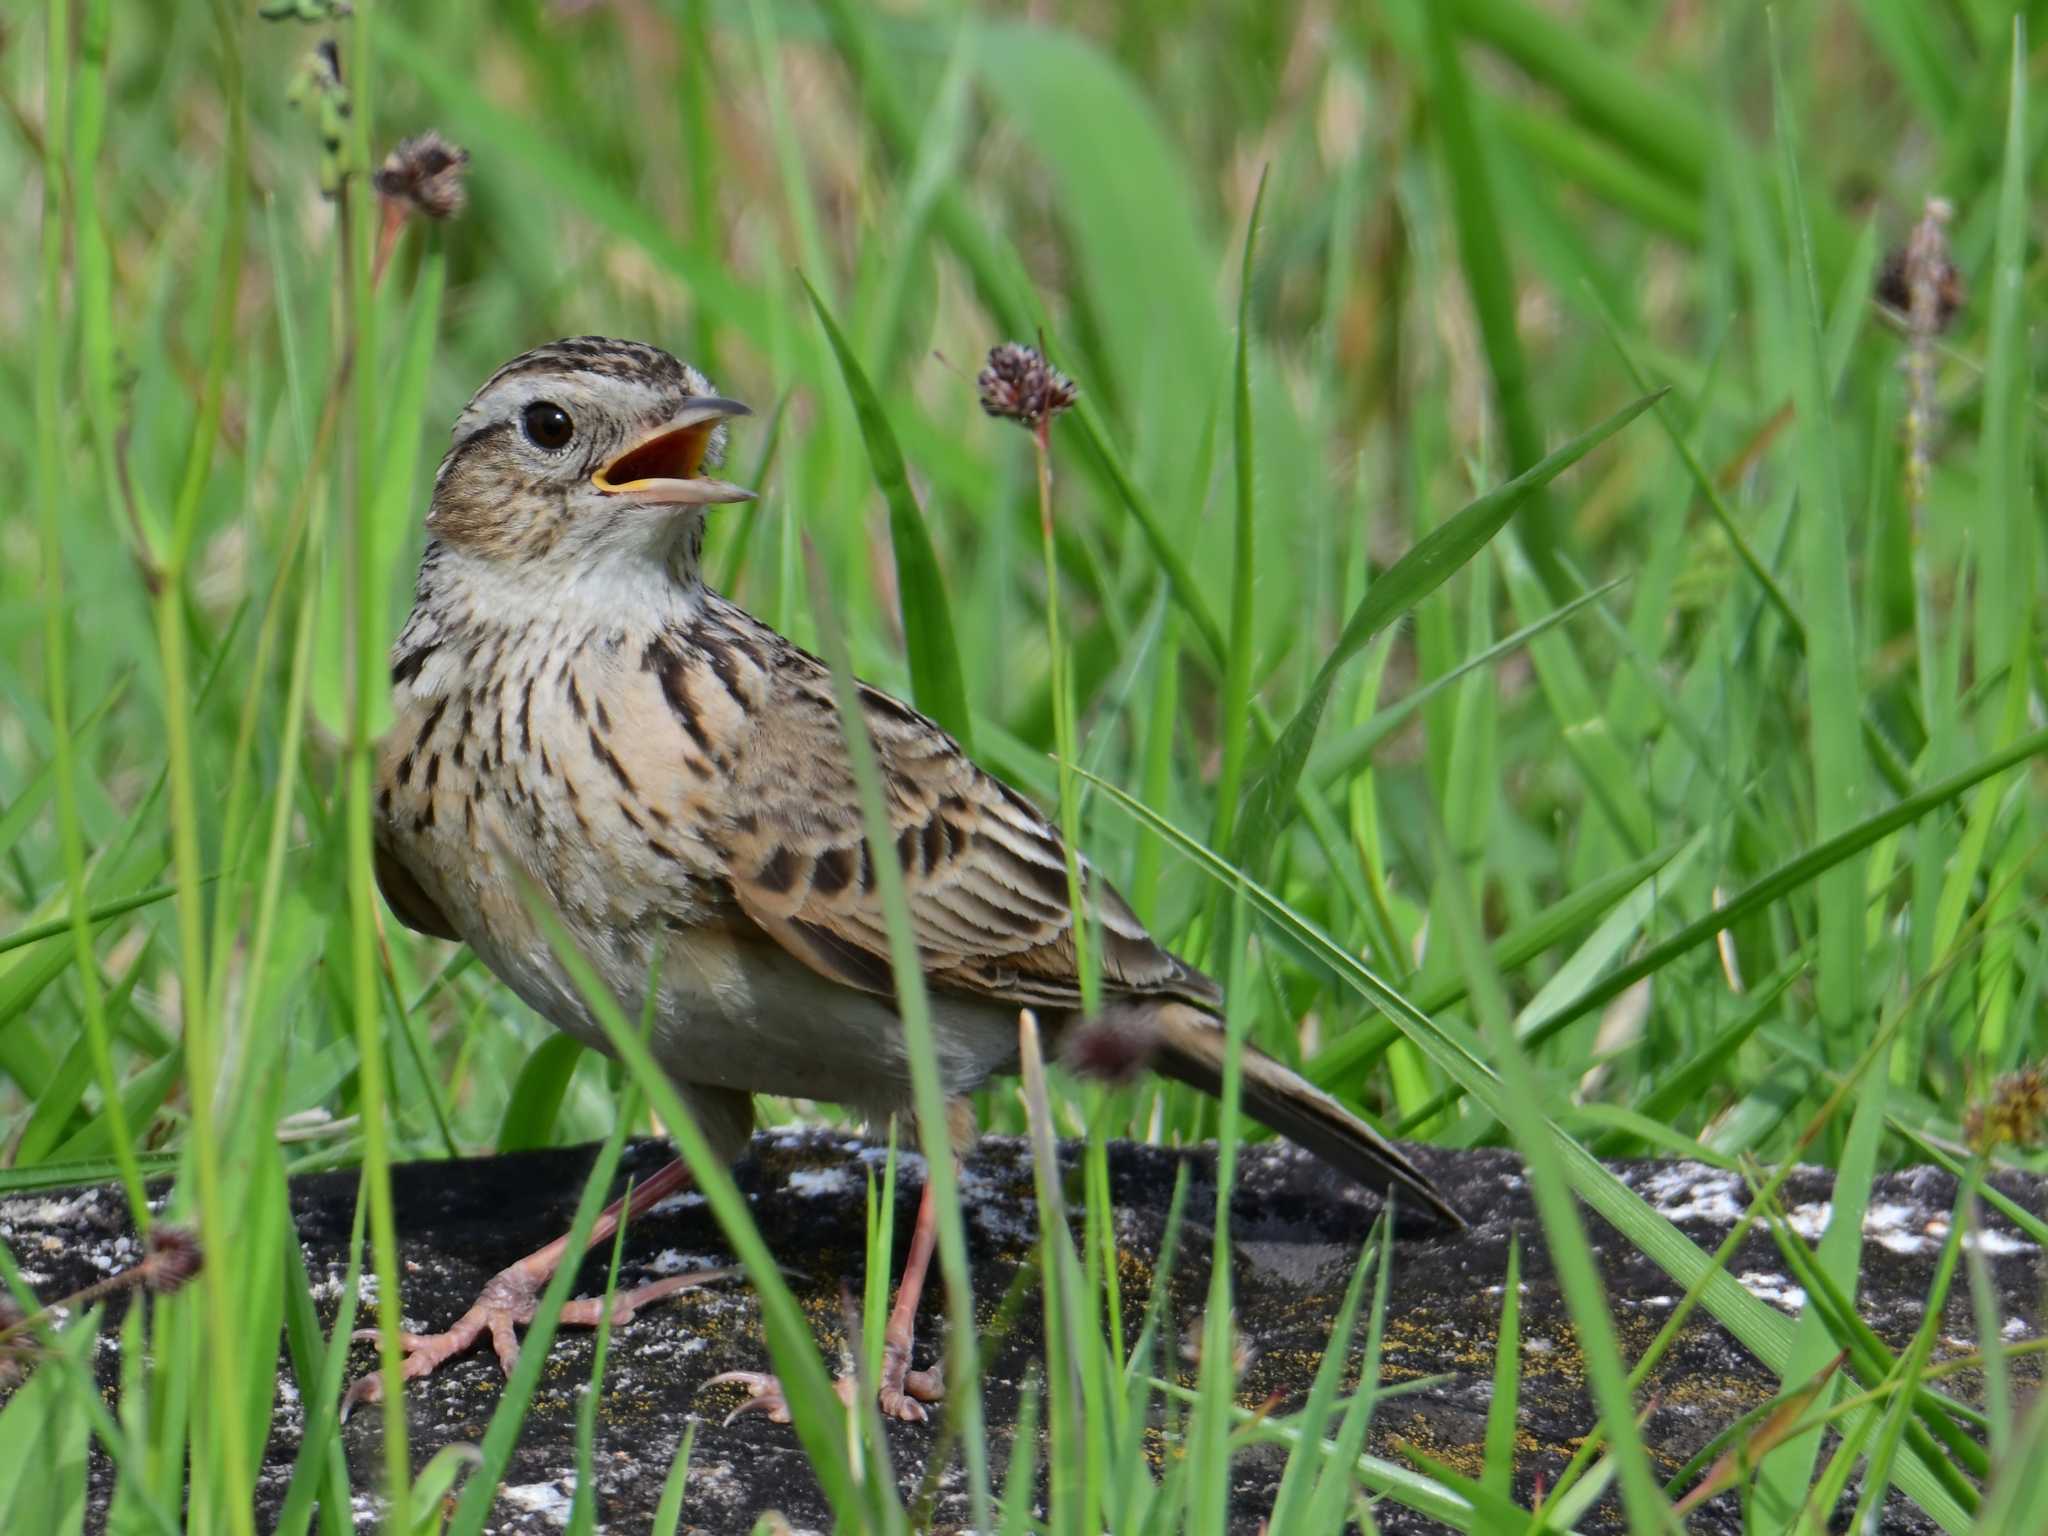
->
[801,274,975,750]
[1235,390,1661,869]
[1423,4,1561,584]
[650,1423,698,1536]
[1482,1236,1522,1504]
[1210,169,1267,851]
[1421,807,1669,1530]
[0,1302,93,1536]
[1267,1233,1380,1529]
[1305,840,1684,1086]
[1075,761,1970,1527]
[516,908,891,1526]
[565,1187,632,1536]
[272,1180,369,1536]
[1770,16,1870,1078]
[1475,727,2048,1068]
[442,1076,680,1536]
[0,881,185,960]
[802,536,989,1527]
[1309,579,1622,792]
[495,1034,587,1152]
[1451,0,1708,190]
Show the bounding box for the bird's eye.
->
[521,400,574,451]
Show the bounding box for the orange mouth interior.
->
[596,422,713,489]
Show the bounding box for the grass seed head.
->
[1965,1064,2047,1153]
[1061,1005,1158,1084]
[374,130,472,221]
[141,1225,205,1296]
[977,342,1077,430]
[1876,198,1963,334]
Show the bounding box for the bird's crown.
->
[424,337,752,570]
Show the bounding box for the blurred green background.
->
[4,0,2046,1528]
[5,0,2038,1166]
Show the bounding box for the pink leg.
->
[344,1158,731,1412]
[875,1173,945,1419]
[712,1174,946,1424]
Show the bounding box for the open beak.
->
[592,397,755,505]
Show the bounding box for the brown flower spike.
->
[1875,199,1963,334]
[374,130,471,222]
[141,1226,205,1296]
[1966,1065,2048,1153]
[977,342,1077,431]
[1060,1004,1159,1084]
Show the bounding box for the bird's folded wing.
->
[375,838,459,941]
[720,669,1218,1014]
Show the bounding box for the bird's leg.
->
[874,1171,947,1418]
[712,1172,947,1425]
[344,1157,729,1412]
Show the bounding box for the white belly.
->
[474,912,1022,1119]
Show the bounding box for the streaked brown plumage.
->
[354,336,1459,1420]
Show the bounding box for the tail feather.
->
[1145,1003,1464,1229]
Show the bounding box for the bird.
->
[353,335,1461,1420]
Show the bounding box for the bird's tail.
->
[1143,1002,1464,1229]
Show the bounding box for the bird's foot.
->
[343,1262,735,1414]
[878,1344,946,1423]
[708,1342,944,1425]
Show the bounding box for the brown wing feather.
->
[705,609,1216,1014]
[375,840,460,941]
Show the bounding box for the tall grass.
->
[3,0,2044,1530]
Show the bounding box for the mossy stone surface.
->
[7,1132,2040,1532]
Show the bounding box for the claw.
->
[339,1373,381,1420]
[706,1370,793,1424]
[877,1387,928,1424]
[873,1338,945,1422]
[876,1363,944,1422]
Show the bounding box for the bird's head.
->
[426,337,752,581]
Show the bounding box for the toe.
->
[724,1394,793,1426]
[556,1296,612,1329]
[705,1370,793,1425]
[876,1388,929,1424]
[487,1311,522,1376]
[339,1372,384,1418]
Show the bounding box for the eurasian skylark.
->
[357,336,1459,1419]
